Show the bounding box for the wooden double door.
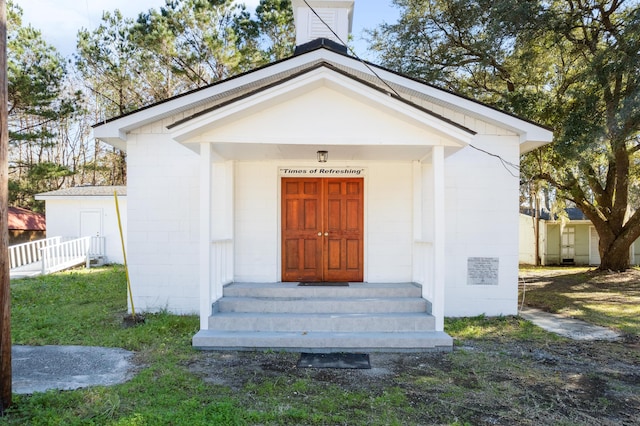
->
[282,178,364,282]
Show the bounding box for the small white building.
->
[519,209,640,266]
[93,0,552,351]
[35,186,127,265]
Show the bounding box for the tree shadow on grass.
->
[519,268,640,337]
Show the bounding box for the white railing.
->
[413,240,435,303]
[414,239,445,332]
[87,236,106,267]
[41,236,107,275]
[413,240,445,331]
[8,237,62,269]
[211,239,234,302]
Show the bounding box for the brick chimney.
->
[291,0,354,46]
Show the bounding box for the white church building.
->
[93,0,553,352]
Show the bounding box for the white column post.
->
[225,161,235,284]
[199,143,212,330]
[432,146,445,331]
[412,160,423,241]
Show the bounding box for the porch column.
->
[199,143,212,330]
[412,161,422,240]
[211,160,234,300]
[432,145,445,331]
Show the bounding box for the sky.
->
[15,0,400,60]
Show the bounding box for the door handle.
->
[318,232,322,236]
[324,232,329,236]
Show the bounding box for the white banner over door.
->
[279,167,367,177]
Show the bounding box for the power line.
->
[303,0,522,179]
[302,0,402,99]
[469,143,520,178]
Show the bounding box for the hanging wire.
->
[469,143,521,178]
[302,0,402,99]
[303,0,523,178]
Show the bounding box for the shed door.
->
[80,210,102,237]
[282,178,363,282]
[561,226,575,263]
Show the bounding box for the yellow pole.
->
[114,190,136,318]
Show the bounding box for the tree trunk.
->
[598,235,632,272]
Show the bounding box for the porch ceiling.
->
[208,142,457,162]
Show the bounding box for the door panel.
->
[346,239,360,269]
[323,179,363,281]
[80,210,102,237]
[282,178,363,282]
[282,179,323,281]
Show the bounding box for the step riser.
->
[224,284,422,299]
[218,298,428,314]
[193,330,453,353]
[208,314,435,332]
[197,282,452,352]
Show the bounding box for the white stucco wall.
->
[43,197,127,265]
[443,135,522,316]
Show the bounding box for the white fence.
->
[201,238,234,329]
[9,237,62,269]
[413,241,434,304]
[413,240,445,332]
[9,236,107,276]
[41,236,107,275]
[211,239,234,301]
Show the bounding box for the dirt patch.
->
[186,338,640,425]
[184,268,640,424]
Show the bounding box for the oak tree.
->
[370,0,640,271]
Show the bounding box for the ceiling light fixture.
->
[317,150,328,163]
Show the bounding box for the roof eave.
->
[93,44,553,152]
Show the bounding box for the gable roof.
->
[94,41,553,154]
[521,207,588,221]
[8,206,46,231]
[35,186,126,200]
[168,61,474,137]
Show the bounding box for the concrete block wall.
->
[233,161,415,284]
[124,135,525,318]
[365,162,413,282]
[443,135,521,317]
[234,162,280,282]
[126,133,200,314]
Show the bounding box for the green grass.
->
[1,265,639,425]
[445,314,562,342]
[5,266,427,425]
[519,266,640,337]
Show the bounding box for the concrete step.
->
[192,330,453,353]
[208,312,436,332]
[217,296,428,314]
[223,282,423,299]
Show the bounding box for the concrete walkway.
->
[519,307,622,341]
[11,345,135,394]
[10,260,43,280]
